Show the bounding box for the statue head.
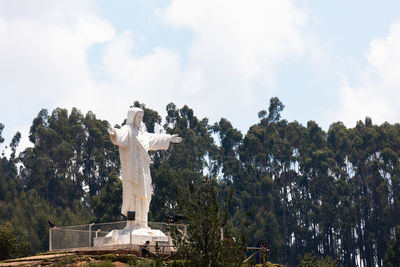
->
[127,108,144,128]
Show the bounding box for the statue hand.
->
[108,126,116,136]
[171,134,182,143]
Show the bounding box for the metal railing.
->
[244,247,270,264]
[49,221,187,251]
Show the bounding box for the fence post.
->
[127,211,135,249]
[129,219,133,249]
[49,227,53,251]
[167,231,172,245]
[89,223,94,247]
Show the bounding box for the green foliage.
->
[91,170,123,222]
[384,226,400,267]
[0,221,30,260]
[2,98,400,266]
[298,252,338,267]
[150,103,217,221]
[0,123,4,144]
[0,221,18,260]
[81,261,114,267]
[9,131,21,162]
[174,176,246,267]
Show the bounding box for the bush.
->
[384,226,400,267]
[298,252,338,267]
[0,221,30,260]
[173,176,246,267]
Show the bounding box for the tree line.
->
[0,98,399,266]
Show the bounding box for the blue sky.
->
[1,0,400,153]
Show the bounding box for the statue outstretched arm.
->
[148,133,182,150]
[171,134,182,143]
[108,127,116,136]
[108,126,129,148]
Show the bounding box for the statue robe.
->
[110,124,172,228]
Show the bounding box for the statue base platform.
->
[94,226,170,247]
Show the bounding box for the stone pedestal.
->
[94,225,170,247]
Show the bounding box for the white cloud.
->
[95,0,316,129]
[0,0,114,149]
[76,32,187,126]
[66,0,318,130]
[161,0,310,87]
[0,0,318,151]
[0,1,115,100]
[335,21,400,126]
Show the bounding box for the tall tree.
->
[150,103,218,221]
[176,176,245,267]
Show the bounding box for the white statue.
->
[108,107,182,229]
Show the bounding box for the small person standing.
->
[260,241,270,263]
[255,240,263,264]
[142,240,150,257]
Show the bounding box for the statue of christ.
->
[108,107,182,228]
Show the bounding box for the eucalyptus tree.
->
[384,226,400,267]
[238,98,290,263]
[345,118,384,266]
[0,123,5,145]
[327,122,357,266]
[211,118,243,185]
[149,103,218,221]
[82,110,120,198]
